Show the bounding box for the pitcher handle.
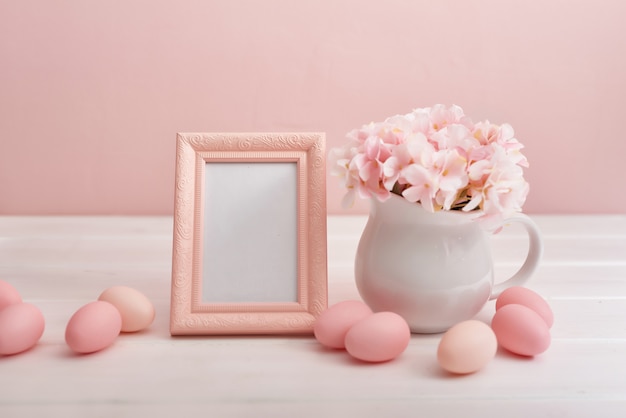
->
[489,213,544,299]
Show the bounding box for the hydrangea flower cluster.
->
[330,104,529,227]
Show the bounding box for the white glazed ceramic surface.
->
[355,194,543,333]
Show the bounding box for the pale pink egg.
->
[98,286,155,332]
[313,300,373,349]
[437,320,497,374]
[496,286,554,328]
[0,280,22,311]
[344,312,411,362]
[65,301,122,354]
[0,302,45,355]
[491,304,551,357]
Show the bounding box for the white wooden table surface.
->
[1,215,625,417]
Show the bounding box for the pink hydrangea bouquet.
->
[330,104,529,228]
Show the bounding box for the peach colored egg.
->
[314,300,373,349]
[491,304,551,357]
[65,301,122,354]
[496,286,554,328]
[344,312,411,362]
[0,280,22,311]
[98,286,155,332]
[0,302,45,355]
[437,320,497,374]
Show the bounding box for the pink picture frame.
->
[170,133,327,335]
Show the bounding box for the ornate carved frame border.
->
[170,133,327,335]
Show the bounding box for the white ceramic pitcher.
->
[355,194,543,333]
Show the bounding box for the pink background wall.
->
[1,0,625,215]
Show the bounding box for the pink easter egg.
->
[344,312,411,362]
[491,304,551,357]
[0,280,22,311]
[0,302,45,355]
[314,300,373,349]
[437,320,497,374]
[65,301,122,354]
[496,286,554,328]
